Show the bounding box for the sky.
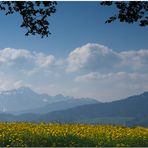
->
[0,2,148,102]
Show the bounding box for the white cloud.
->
[0,78,29,91]
[67,43,148,73]
[21,68,40,76]
[75,72,103,82]
[75,72,148,82]
[0,44,148,101]
[67,43,120,72]
[34,52,55,68]
[0,48,32,65]
[119,49,148,71]
[74,71,148,101]
[0,48,61,73]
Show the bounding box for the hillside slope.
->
[0,91,148,127]
[38,92,148,124]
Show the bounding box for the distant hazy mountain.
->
[0,87,54,113]
[17,98,99,114]
[0,87,99,114]
[38,91,148,126]
[0,91,148,127]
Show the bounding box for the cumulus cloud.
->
[34,52,55,68]
[67,43,120,72]
[0,44,148,101]
[67,43,148,73]
[119,49,148,71]
[0,48,61,73]
[0,48,32,65]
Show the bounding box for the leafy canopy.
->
[100,1,148,27]
[0,1,57,38]
[0,1,147,38]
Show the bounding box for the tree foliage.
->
[100,1,148,27]
[0,1,57,37]
[0,1,147,38]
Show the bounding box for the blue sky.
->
[0,2,148,102]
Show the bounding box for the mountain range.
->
[39,91,148,126]
[0,87,148,127]
[0,87,99,114]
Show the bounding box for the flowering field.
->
[0,122,148,147]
